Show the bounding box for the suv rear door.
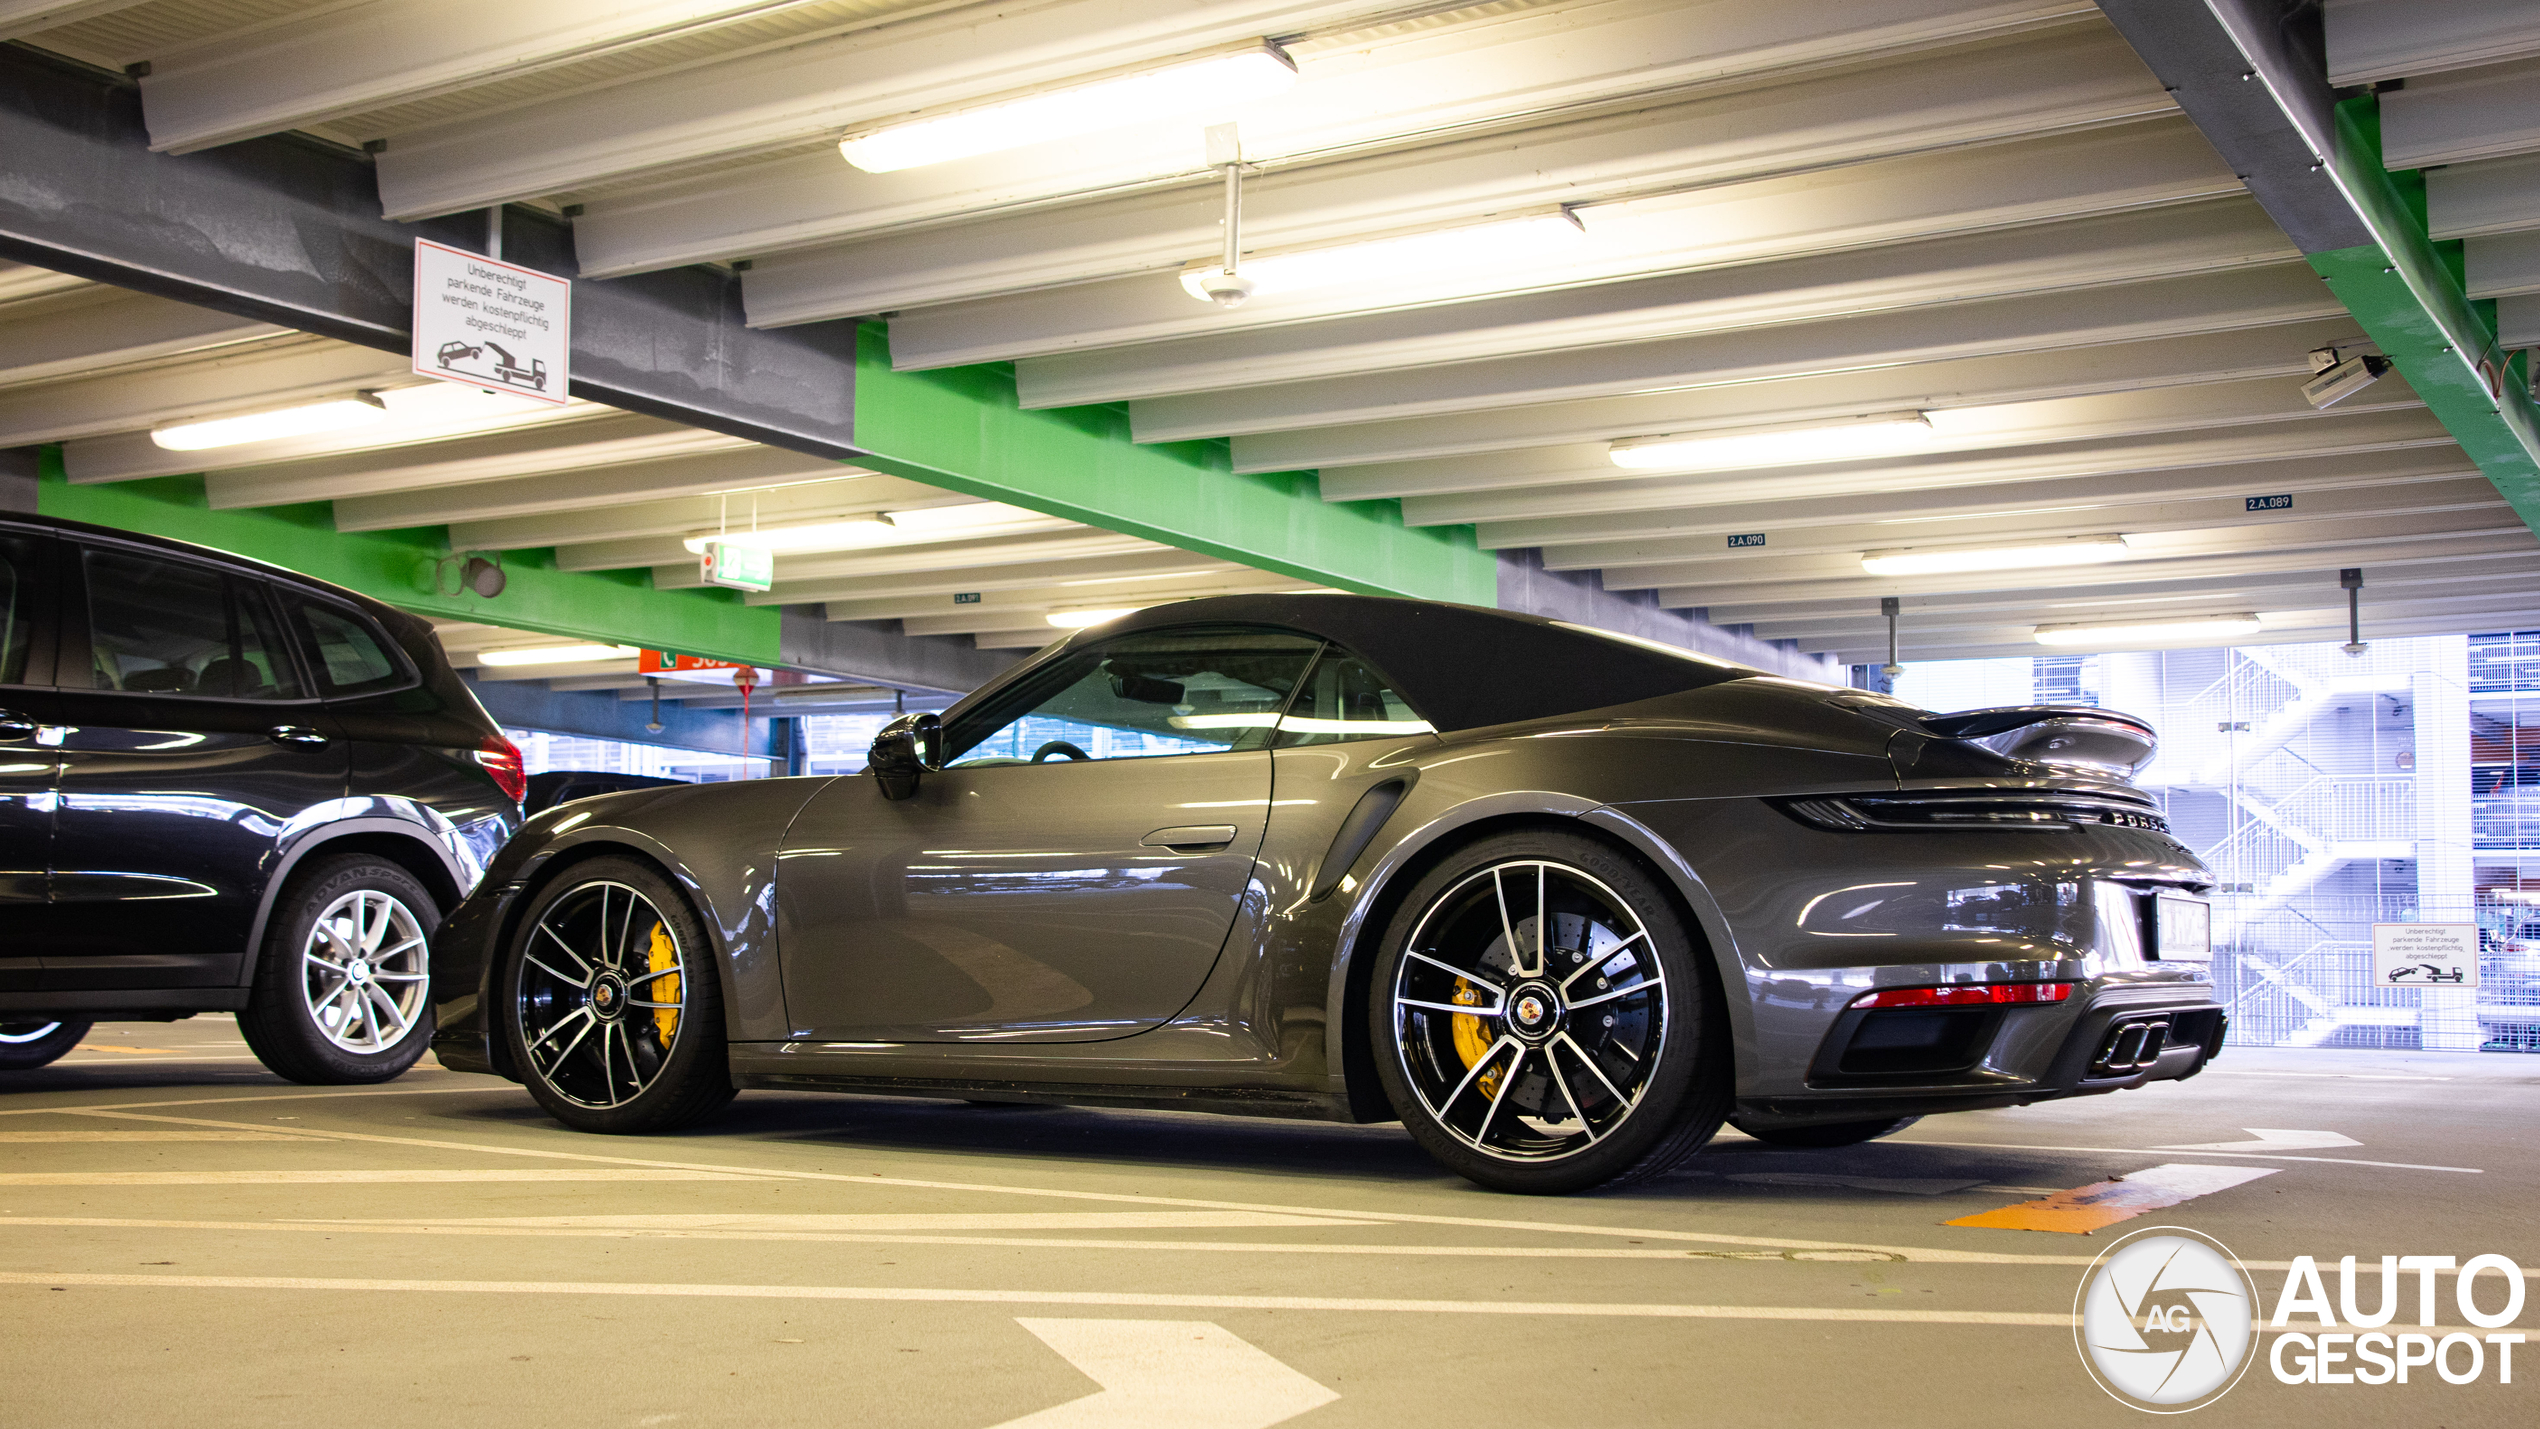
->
[0,526,55,995]
[42,540,348,989]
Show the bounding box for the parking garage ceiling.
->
[2,0,2537,677]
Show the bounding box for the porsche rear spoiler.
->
[1924,705,2157,779]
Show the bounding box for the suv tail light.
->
[475,734,527,804]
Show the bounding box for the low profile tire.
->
[498,856,734,1134]
[239,856,438,1084]
[0,1020,91,1071]
[1734,1116,1922,1149]
[1367,830,1730,1194]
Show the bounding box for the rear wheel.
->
[499,857,734,1134]
[0,1020,90,1071]
[1735,1116,1922,1149]
[1367,830,1729,1194]
[239,856,437,1084]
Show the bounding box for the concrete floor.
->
[2,1019,2532,1427]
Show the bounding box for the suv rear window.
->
[288,597,410,697]
[80,548,303,700]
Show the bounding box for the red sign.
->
[638,649,751,674]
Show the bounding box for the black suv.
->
[0,514,522,1082]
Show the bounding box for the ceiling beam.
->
[2427,153,2540,241]
[370,0,1402,220]
[554,512,1082,573]
[2378,56,2540,169]
[894,117,2242,371]
[436,473,940,549]
[2323,0,2540,85]
[135,0,809,155]
[828,570,1317,625]
[741,24,2170,323]
[1438,413,2459,537]
[1228,315,2367,472]
[1650,529,2540,606]
[579,0,2098,279]
[0,335,408,447]
[202,415,749,509]
[792,550,1250,609]
[1023,198,2293,409]
[1822,605,2540,664]
[1571,507,2524,584]
[337,448,868,533]
[0,286,283,389]
[1130,263,2340,441]
[656,528,1164,590]
[1524,475,2506,566]
[1759,580,2540,641]
[0,1,147,40]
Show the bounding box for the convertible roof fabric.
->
[1091,594,1757,734]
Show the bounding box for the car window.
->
[79,548,302,700]
[0,533,35,686]
[288,597,410,697]
[944,628,1322,767]
[1274,647,1434,746]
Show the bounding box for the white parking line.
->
[0,1270,2081,1325]
[0,1170,757,1185]
[1896,1138,2480,1173]
[0,1130,320,1143]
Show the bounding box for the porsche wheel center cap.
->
[1509,983,1560,1039]
[591,975,624,1019]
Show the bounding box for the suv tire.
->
[240,855,439,1084]
[0,1020,92,1071]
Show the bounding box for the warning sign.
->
[411,238,570,405]
[2371,922,2481,989]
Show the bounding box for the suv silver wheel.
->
[301,889,431,1054]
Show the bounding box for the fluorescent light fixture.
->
[1860,535,2132,577]
[477,642,640,667]
[2034,614,2262,647]
[840,45,1296,173]
[680,502,1048,555]
[1608,414,1937,473]
[152,393,387,451]
[1180,210,1584,304]
[1046,606,1143,629]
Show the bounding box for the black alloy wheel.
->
[1734,1116,1922,1148]
[0,1020,92,1071]
[239,855,438,1084]
[501,856,734,1133]
[1368,829,1729,1194]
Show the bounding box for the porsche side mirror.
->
[868,711,938,801]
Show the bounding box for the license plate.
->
[2155,893,2212,961]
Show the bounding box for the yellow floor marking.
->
[1945,1164,2278,1234]
[0,1269,2081,1325]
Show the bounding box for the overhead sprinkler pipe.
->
[2342,567,2367,656]
[1194,122,1255,308]
[1881,595,1903,678]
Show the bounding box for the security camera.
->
[1193,269,1256,308]
[2302,352,2392,409]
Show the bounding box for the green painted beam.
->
[850,323,1498,607]
[2317,95,2540,525]
[34,450,782,667]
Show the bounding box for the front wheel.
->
[239,856,437,1084]
[498,857,734,1134]
[0,1020,91,1071]
[1367,831,1729,1194]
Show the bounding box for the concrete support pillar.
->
[2412,640,2481,1051]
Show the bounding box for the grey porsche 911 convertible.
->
[429,594,2222,1193]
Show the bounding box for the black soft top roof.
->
[1069,593,1757,733]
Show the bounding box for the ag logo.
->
[2076,1226,2258,1412]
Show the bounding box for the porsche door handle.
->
[1141,824,1238,850]
[267,725,331,748]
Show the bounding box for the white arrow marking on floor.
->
[990,1319,1337,1429]
[2155,1127,2363,1152]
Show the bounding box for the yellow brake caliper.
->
[646,922,681,1043]
[1450,978,1500,1100]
